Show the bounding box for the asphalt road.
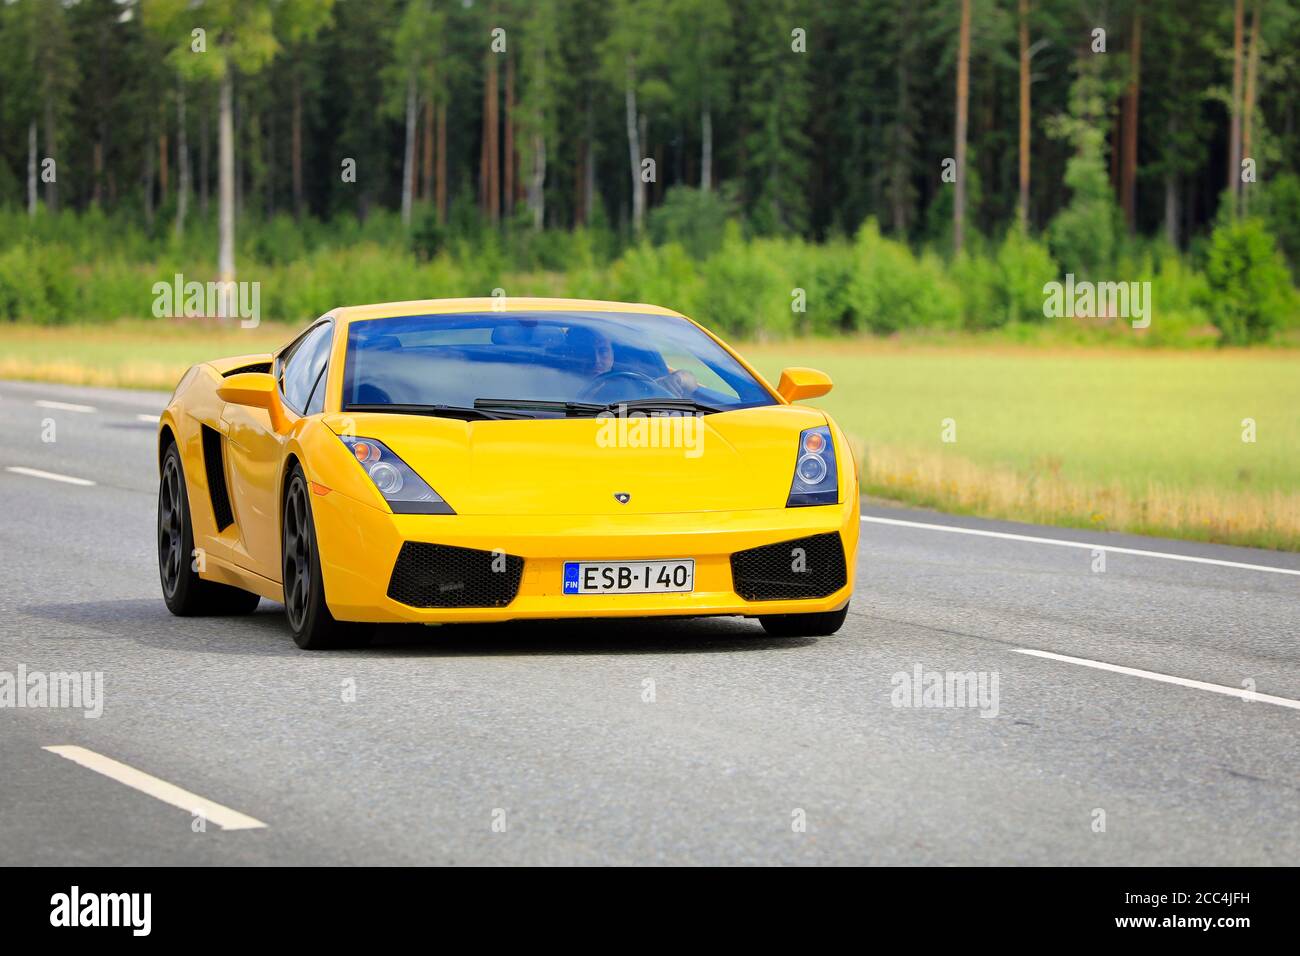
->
[1,378,1297,866]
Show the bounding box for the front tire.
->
[758,604,849,637]
[282,466,369,650]
[158,442,261,616]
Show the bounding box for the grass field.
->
[0,321,295,389]
[2,321,1297,550]
[748,340,1300,550]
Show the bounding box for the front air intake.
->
[730,532,847,601]
[387,542,524,608]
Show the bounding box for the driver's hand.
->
[660,369,698,396]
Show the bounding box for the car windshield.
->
[341,311,776,416]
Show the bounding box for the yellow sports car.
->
[157,298,858,648]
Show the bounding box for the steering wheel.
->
[576,369,665,403]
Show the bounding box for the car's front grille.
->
[730,532,847,601]
[386,542,524,608]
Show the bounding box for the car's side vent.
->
[222,361,271,377]
[200,425,235,531]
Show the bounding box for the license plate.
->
[563,560,695,595]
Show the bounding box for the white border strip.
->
[43,746,268,830]
[6,466,96,487]
[1012,649,1300,711]
[861,515,1300,577]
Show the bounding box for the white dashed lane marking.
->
[862,515,1300,577]
[33,400,97,414]
[43,746,268,831]
[1012,649,1300,711]
[5,466,96,487]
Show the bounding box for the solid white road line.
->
[34,399,96,414]
[136,413,161,423]
[5,466,96,487]
[861,514,1300,577]
[1012,648,1300,711]
[43,746,268,831]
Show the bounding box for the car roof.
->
[332,297,686,326]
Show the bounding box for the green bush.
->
[513,225,613,274]
[1204,217,1296,344]
[647,186,736,259]
[1131,254,1213,347]
[995,229,1059,324]
[847,219,961,333]
[0,203,1293,347]
[951,252,1000,329]
[697,232,798,338]
[249,213,310,265]
[786,239,856,334]
[1259,173,1300,281]
[1046,152,1118,280]
[607,240,705,320]
[410,206,447,261]
[261,244,462,321]
[0,243,75,323]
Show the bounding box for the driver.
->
[565,325,698,399]
[563,326,615,377]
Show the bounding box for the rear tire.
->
[758,604,849,637]
[158,442,261,616]
[282,466,370,650]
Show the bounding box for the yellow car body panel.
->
[312,496,858,624]
[158,297,859,624]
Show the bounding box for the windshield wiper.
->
[344,402,529,421]
[474,398,605,415]
[474,397,722,417]
[592,397,722,415]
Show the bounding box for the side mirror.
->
[217,372,276,408]
[217,372,290,433]
[777,367,833,403]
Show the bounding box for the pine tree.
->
[143,0,281,299]
[737,0,812,235]
[277,0,336,221]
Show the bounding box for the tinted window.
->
[342,311,775,414]
[281,323,333,413]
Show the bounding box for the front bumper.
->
[311,490,859,624]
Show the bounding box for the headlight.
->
[786,425,838,506]
[339,435,454,514]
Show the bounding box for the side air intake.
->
[222,361,272,377]
[201,425,235,531]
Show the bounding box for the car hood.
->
[321,405,828,516]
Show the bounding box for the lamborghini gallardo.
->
[157,298,859,648]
